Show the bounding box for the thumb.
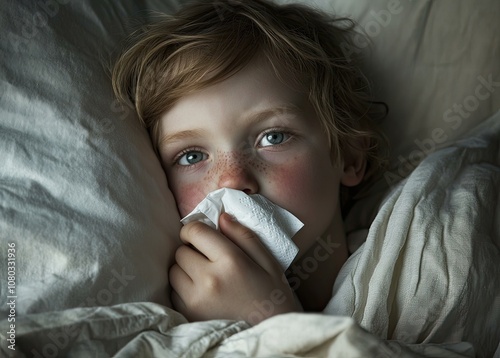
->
[219,213,281,274]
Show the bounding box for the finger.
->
[169,263,193,293]
[174,244,210,278]
[169,263,198,319]
[179,221,233,262]
[170,288,189,318]
[218,212,282,274]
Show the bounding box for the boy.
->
[112,0,387,325]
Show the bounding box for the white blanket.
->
[1,303,476,357]
[2,113,499,357]
[325,111,500,357]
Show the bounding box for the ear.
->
[340,139,368,187]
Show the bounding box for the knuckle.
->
[221,253,248,273]
[220,254,239,270]
[174,244,189,261]
[182,221,210,239]
[202,273,222,294]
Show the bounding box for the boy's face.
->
[158,55,345,256]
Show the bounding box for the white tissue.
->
[180,188,303,270]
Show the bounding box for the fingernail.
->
[225,212,237,222]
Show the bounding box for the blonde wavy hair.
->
[112,0,388,184]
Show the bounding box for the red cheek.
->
[267,157,314,203]
[170,182,206,217]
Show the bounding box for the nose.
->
[216,153,259,195]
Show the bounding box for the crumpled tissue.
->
[180,188,303,270]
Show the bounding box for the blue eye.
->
[177,151,207,166]
[259,131,288,147]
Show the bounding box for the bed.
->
[1,0,499,357]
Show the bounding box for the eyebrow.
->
[159,105,301,146]
[243,105,301,126]
[159,128,206,147]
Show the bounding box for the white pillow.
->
[307,0,500,176]
[0,1,181,315]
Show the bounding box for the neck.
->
[287,206,348,311]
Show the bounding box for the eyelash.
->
[172,146,207,166]
[257,128,294,147]
[172,128,295,166]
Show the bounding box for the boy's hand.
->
[169,212,301,325]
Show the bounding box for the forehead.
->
[159,55,310,133]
